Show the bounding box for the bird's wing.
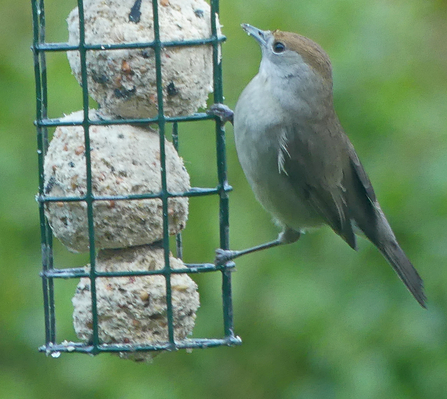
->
[342,142,379,238]
[281,124,357,249]
[346,143,376,203]
[282,122,425,306]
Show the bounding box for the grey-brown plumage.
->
[282,117,425,306]
[211,24,425,307]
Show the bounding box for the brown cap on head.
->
[272,30,332,81]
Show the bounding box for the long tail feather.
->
[378,240,426,308]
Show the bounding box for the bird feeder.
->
[32,0,241,361]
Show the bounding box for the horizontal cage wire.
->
[31,0,241,359]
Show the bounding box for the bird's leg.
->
[215,228,301,265]
[207,103,234,126]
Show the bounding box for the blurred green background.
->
[1,0,447,398]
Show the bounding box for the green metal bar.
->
[41,262,236,279]
[31,0,48,341]
[35,36,226,52]
[77,0,100,355]
[36,186,233,204]
[32,0,57,346]
[172,122,179,151]
[36,112,217,128]
[38,336,242,356]
[210,0,236,340]
[152,0,175,348]
[171,122,184,260]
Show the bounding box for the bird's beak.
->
[241,24,270,48]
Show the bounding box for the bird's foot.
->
[207,103,234,125]
[215,248,238,265]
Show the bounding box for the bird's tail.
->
[355,204,426,308]
[376,239,426,308]
[346,153,425,307]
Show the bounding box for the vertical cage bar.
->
[171,122,183,260]
[32,0,56,346]
[172,122,179,151]
[77,0,100,354]
[210,0,236,339]
[152,0,175,348]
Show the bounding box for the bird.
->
[208,23,426,307]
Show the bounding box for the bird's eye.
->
[273,41,286,53]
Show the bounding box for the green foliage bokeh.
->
[1,0,446,398]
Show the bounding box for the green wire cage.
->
[32,0,241,358]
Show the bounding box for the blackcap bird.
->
[209,24,425,307]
